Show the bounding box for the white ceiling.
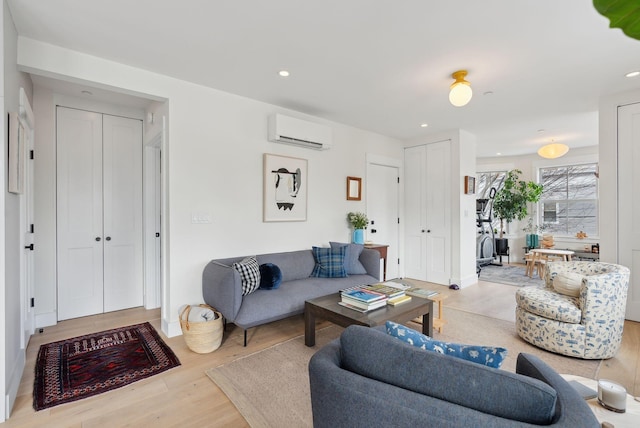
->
[7,0,640,157]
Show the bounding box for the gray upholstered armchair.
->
[516,261,630,359]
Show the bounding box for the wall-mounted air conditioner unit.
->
[268,114,333,150]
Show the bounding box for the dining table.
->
[526,248,575,278]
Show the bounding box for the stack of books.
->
[340,282,415,312]
[339,287,388,312]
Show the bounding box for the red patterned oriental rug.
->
[33,322,180,410]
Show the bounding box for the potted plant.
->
[493,169,543,255]
[347,212,369,244]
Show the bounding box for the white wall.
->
[18,37,404,337]
[476,145,599,263]
[2,1,33,420]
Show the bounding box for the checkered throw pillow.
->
[311,246,347,278]
[233,256,261,295]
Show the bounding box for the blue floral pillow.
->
[385,321,507,368]
[311,246,347,278]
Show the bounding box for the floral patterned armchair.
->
[515,261,630,359]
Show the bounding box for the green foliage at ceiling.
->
[593,0,640,40]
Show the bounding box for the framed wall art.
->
[464,175,475,195]
[346,176,362,200]
[263,153,308,222]
[8,112,25,194]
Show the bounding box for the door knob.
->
[427,230,431,233]
[421,229,425,233]
[371,229,377,233]
[95,237,101,241]
[106,236,111,241]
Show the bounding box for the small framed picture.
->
[346,176,362,201]
[464,175,475,195]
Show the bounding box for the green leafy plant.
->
[492,169,543,238]
[593,0,640,40]
[347,212,369,229]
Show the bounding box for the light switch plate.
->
[191,212,211,224]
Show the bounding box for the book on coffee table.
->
[341,288,387,303]
[405,287,438,298]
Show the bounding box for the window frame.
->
[537,161,599,239]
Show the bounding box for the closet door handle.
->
[105,236,111,241]
[95,237,101,242]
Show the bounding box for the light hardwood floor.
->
[5,277,640,427]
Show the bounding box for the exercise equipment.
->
[476,187,497,275]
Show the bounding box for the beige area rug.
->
[206,309,602,428]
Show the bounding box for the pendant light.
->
[538,141,569,159]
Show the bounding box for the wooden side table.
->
[430,294,447,333]
[364,243,389,280]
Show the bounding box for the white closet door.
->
[618,102,640,321]
[404,145,427,280]
[424,141,451,284]
[103,115,143,312]
[57,107,104,320]
[404,141,451,284]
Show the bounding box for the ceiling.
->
[7,0,640,157]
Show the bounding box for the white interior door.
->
[20,112,35,347]
[618,102,640,321]
[367,163,400,280]
[103,115,143,312]
[57,108,143,320]
[404,145,427,279]
[57,107,104,320]
[425,141,451,284]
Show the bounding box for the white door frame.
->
[366,153,403,278]
[144,131,163,309]
[19,88,35,347]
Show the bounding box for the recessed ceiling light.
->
[537,129,546,134]
[496,152,502,156]
[483,91,493,96]
[279,70,290,77]
[625,71,640,78]
[420,123,428,128]
[81,90,93,96]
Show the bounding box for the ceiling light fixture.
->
[538,141,569,159]
[625,70,640,78]
[279,70,290,77]
[449,70,472,107]
[420,123,429,128]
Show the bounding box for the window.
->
[476,171,507,232]
[539,164,598,236]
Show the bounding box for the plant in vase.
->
[493,169,543,239]
[347,211,369,244]
[522,217,547,248]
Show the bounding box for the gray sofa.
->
[202,248,380,345]
[309,325,599,428]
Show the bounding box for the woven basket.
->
[179,304,223,354]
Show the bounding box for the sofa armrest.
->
[515,353,599,427]
[359,248,381,281]
[202,261,243,321]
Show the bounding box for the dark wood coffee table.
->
[304,292,433,346]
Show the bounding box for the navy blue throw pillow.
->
[259,263,282,290]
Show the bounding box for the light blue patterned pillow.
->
[385,321,507,368]
[311,246,347,278]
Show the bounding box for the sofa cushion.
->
[233,256,261,295]
[259,263,282,290]
[553,272,583,297]
[516,287,582,324]
[340,325,557,425]
[329,242,366,274]
[311,246,347,278]
[385,321,507,368]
